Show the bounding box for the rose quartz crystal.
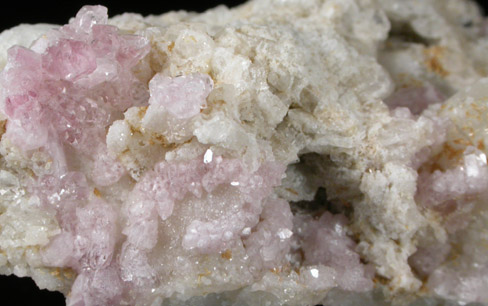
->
[0,1,487,306]
[294,212,374,291]
[0,6,297,305]
[0,6,152,304]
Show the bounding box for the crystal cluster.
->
[0,0,487,305]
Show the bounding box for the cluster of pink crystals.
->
[120,153,286,285]
[0,5,151,305]
[243,197,294,272]
[0,5,149,175]
[428,264,488,303]
[149,73,214,119]
[416,146,488,219]
[412,146,488,301]
[0,4,395,305]
[0,6,293,302]
[294,212,375,292]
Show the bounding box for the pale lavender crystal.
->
[90,148,125,186]
[119,155,286,285]
[41,198,122,305]
[41,198,117,270]
[428,266,488,303]
[119,243,155,285]
[35,171,89,209]
[295,212,374,292]
[181,160,285,253]
[74,199,118,269]
[408,242,452,278]
[40,232,77,268]
[69,264,124,306]
[385,83,445,115]
[243,197,294,271]
[69,5,109,34]
[149,73,214,119]
[416,146,488,215]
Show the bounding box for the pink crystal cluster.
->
[388,85,488,303]
[294,212,374,292]
[149,73,214,120]
[244,197,294,272]
[413,146,488,302]
[0,4,456,305]
[0,5,151,305]
[1,6,149,172]
[120,156,287,286]
[0,6,344,305]
[3,3,487,305]
[416,147,488,218]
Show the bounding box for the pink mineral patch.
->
[119,153,287,285]
[294,212,375,292]
[0,5,149,164]
[42,39,97,81]
[385,84,446,115]
[68,263,124,306]
[409,242,451,278]
[41,198,118,272]
[149,73,214,119]
[180,159,286,253]
[427,265,488,303]
[0,3,406,305]
[0,5,153,305]
[243,197,294,271]
[416,146,488,218]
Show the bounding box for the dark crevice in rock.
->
[387,22,433,46]
[291,187,350,217]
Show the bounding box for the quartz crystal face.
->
[0,1,487,305]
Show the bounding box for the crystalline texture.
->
[149,73,214,119]
[295,212,374,292]
[416,146,488,213]
[0,5,150,305]
[0,1,487,306]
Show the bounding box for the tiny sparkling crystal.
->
[203,149,213,164]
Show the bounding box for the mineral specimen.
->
[0,0,487,305]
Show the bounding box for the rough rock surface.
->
[0,0,487,305]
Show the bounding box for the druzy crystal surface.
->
[0,1,487,305]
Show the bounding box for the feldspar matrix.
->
[0,0,487,305]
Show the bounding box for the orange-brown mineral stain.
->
[424,46,449,77]
[50,267,76,280]
[0,120,6,137]
[221,249,232,260]
[285,187,299,195]
[167,41,175,52]
[93,188,102,197]
[137,106,148,120]
[478,140,486,151]
[197,268,212,286]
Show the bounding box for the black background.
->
[0,0,247,31]
[0,0,485,30]
[0,0,486,305]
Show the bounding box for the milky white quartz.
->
[0,0,487,305]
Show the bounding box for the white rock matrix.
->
[0,0,487,305]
